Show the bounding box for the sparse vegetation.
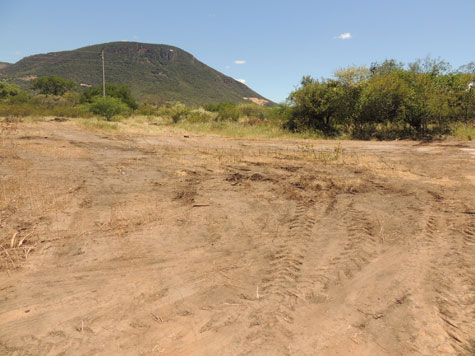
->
[0,57,473,140]
[0,41,269,106]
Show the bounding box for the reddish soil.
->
[1,120,474,355]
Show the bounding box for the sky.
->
[1,0,475,103]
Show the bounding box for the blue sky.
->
[1,0,474,102]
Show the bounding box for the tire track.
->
[407,194,475,355]
[299,201,379,300]
[336,204,379,279]
[240,199,326,355]
[431,201,475,356]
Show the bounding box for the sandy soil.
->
[0,119,474,356]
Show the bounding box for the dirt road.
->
[1,119,474,355]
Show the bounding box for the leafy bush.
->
[167,103,190,123]
[286,58,475,139]
[239,104,266,120]
[32,76,76,96]
[266,104,293,123]
[88,96,130,120]
[136,102,159,116]
[30,93,81,108]
[0,82,23,100]
[285,78,346,136]
[204,102,240,121]
[185,109,215,123]
[0,101,91,118]
[81,83,138,110]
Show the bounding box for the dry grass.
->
[452,122,475,140]
[0,121,85,271]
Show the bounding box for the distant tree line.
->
[0,76,139,120]
[286,58,475,138]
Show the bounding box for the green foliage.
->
[0,100,90,118]
[357,73,409,125]
[30,93,81,108]
[204,102,240,121]
[32,76,76,96]
[265,104,293,123]
[287,57,475,139]
[239,104,267,120]
[0,82,23,99]
[185,109,215,123]
[136,102,160,116]
[88,96,130,120]
[285,78,349,136]
[2,42,270,106]
[81,83,138,110]
[167,103,190,123]
[203,102,274,122]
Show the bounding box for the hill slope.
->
[0,42,270,105]
[0,62,10,70]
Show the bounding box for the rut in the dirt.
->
[430,198,475,356]
[240,198,333,355]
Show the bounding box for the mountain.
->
[0,42,271,106]
[0,62,10,70]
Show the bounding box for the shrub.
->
[168,103,190,123]
[185,110,215,123]
[239,104,266,120]
[285,78,346,136]
[81,83,138,110]
[285,58,475,139]
[136,103,159,116]
[204,102,240,121]
[88,96,130,120]
[32,76,76,96]
[0,82,23,99]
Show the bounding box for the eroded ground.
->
[0,119,474,356]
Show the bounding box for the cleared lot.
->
[1,119,474,355]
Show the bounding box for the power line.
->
[100,49,105,97]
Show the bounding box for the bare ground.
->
[0,119,474,356]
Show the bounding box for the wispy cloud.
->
[336,32,352,40]
[225,65,231,69]
[234,60,246,65]
[14,51,23,55]
[236,79,246,84]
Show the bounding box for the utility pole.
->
[101,49,106,97]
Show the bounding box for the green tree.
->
[286,58,473,138]
[89,96,129,120]
[285,77,350,135]
[357,73,410,127]
[0,82,23,99]
[32,76,76,96]
[81,83,138,110]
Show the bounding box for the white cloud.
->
[236,79,246,84]
[234,60,246,64]
[336,32,352,40]
[14,51,23,55]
